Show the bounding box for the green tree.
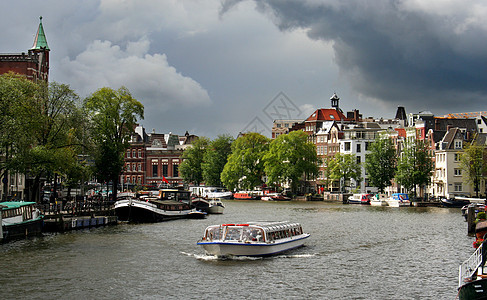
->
[84,87,144,202]
[364,137,397,193]
[263,131,319,193]
[0,73,39,200]
[460,140,487,198]
[221,132,269,191]
[179,137,210,186]
[11,81,85,202]
[396,139,433,197]
[328,153,362,193]
[202,135,234,187]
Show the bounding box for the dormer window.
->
[329,115,335,119]
[454,140,462,149]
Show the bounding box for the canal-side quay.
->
[39,200,117,232]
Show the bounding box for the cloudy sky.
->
[3,0,487,138]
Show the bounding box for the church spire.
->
[31,16,50,51]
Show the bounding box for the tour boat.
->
[114,189,205,222]
[197,221,310,257]
[190,186,233,199]
[458,222,487,299]
[386,193,411,207]
[1,201,43,242]
[347,193,371,205]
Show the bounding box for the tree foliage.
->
[328,153,362,192]
[396,139,433,196]
[179,137,210,186]
[84,86,144,201]
[202,135,234,187]
[263,131,319,193]
[364,137,397,193]
[221,133,269,191]
[460,140,487,198]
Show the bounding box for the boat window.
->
[207,227,222,240]
[225,227,242,241]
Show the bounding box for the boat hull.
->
[385,200,410,207]
[198,234,309,257]
[458,278,487,300]
[208,205,224,214]
[114,199,199,222]
[370,200,388,206]
[2,217,43,242]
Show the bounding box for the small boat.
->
[233,192,260,200]
[386,193,410,207]
[197,221,310,257]
[458,222,487,299]
[208,198,225,214]
[370,194,388,206]
[261,193,291,201]
[114,189,205,222]
[1,201,43,242]
[440,197,471,208]
[347,194,371,205]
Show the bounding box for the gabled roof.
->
[305,108,347,122]
[441,128,464,150]
[31,16,49,51]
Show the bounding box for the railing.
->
[37,200,114,217]
[459,242,483,286]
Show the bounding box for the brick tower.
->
[0,16,50,82]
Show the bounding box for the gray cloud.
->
[222,0,487,113]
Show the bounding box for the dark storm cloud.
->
[223,0,487,113]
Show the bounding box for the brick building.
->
[0,17,49,82]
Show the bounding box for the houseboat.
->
[114,189,205,222]
[1,201,43,242]
[386,193,411,207]
[197,221,310,257]
[347,194,371,205]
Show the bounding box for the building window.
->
[454,169,462,176]
[276,123,281,128]
[132,150,136,157]
[454,153,460,162]
[357,144,361,153]
[127,150,131,158]
[344,142,351,151]
[356,156,361,164]
[138,163,142,172]
[173,164,179,177]
[152,164,158,177]
[454,182,463,192]
[162,165,168,177]
[138,149,141,158]
[454,140,462,149]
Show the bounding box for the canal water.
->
[0,201,472,299]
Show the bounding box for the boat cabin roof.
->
[0,201,36,210]
[206,221,302,232]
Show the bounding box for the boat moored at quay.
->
[197,221,310,257]
[458,221,487,299]
[386,193,411,207]
[347,193,371,205]
[1,201,43,242]
[114,189,206,222]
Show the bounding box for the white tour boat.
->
[190,186,233,199]
[197,221,310,257]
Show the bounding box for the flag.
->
[162,175,169,184]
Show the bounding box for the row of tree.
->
[0,73,144,202]
[181,130,487,198]
[179,131,319,194]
